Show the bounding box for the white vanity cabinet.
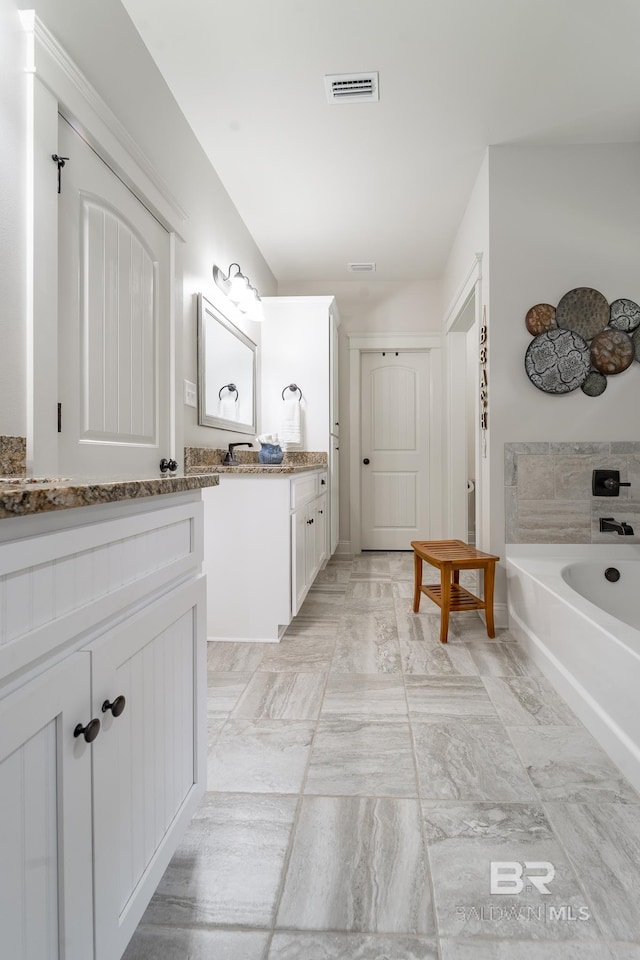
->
[203,468,328,642]
[261,296,340,555]
[0,493,207,960]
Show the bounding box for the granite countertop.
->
[0,474,219,520]
[184,446,328,477]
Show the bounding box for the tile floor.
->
[124,552,640,959]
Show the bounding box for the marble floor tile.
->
[508,727,640,803]
[123,925,270,960]
[283,619,339,639]
[208,719,314,793]
[296,592,345,622]
[269,932,438,959]
[388,552,415,581]
[321,674,408,718]
[392,580,415,599]
[305,718,417,797]
[610,946,640,959]
[422,802,599,940]
[482,676,580,727]
[233,671,326,720]
[544,802,640,940]
[346,580,396,601]
[258,635,336,672]
[207,672,253,717]
[314,564,353,585]
[398,637,479,677]
[207,641,266,672]
[412,721,536,801]
[349,554,392,579]
[465,641,535,676]
[333,609,401,674]
[277,796,434,933]
[144,793,297,927]
[439,939,612,959]
[405,676,499,721]
[207,717,226,750]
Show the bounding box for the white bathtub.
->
[507,543,640,793]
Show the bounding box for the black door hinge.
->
[52,154,69,194]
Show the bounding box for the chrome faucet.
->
[599,517,634,536]
[223,442,253,465]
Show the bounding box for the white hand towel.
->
[219,396,238,420]
[281,396,302,446]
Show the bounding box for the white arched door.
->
[58,117,172,479]
[360,351,430,549]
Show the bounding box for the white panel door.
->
[90,576,206,960]
[0,654,94,960]
[58,116,171,478]
[361,352,430,550]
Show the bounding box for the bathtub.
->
[507,543,640,793]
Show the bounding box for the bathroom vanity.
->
[198,460,329,641]
[0,475,216,960]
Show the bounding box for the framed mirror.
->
[197,294,257,433]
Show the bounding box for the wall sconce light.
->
[212,262,264,322]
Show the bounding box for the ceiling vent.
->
[325,72,379,103]
[348,262,376,273]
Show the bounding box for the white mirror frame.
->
[197,294,257,434]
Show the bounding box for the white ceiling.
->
[121,0,640,284]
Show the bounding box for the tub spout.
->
[599,517,634,535]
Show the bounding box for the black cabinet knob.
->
[160,458,178,473]
[321,478,326,485]
[74,718,101,743]
[307,518,314,524]
[102,695,126,718]
[319,509,324,515]
[363,458,370,465]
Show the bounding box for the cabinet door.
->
[316,495,328,570]
[90,576,207,960]
[292,507,308,615]
[0,655,94,960]
[330,309,340,436]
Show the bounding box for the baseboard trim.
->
[335,540,352,556]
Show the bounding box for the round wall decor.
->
[524,329,590,394]
[581,371,607,397]
[555,287,609,340]
[590,328,635,375]
[610,298,640,332]
[525,303,557,335]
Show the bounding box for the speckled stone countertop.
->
[0,474,219,520]
[184,446,327,476]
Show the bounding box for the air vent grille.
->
[348,262,376,273]
[325,73,379,103]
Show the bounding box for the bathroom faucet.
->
[223,442,253,465]
[599,517,634,536]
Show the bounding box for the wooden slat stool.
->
[411,539,500,644]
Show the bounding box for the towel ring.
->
[218,383,239,401]
[281,383,303,401]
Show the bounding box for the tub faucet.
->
[223,441,253,465]
[599,517,634,535]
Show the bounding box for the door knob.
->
[363,458,370,465]
[102,695,126,718]
[74,718,101,743]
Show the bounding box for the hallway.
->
[125,553,640,959]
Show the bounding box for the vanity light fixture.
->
[212,262,264,322]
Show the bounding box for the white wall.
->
[488,143,640,602]
[0,0,27,435]
[14,0,276,461]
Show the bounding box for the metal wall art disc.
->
[609,298,640,333]
[633,326,640,361]
[556,287,609,340]
[524,329,590,394]
[581,371,607,397]
[525,303,557,335]
[590,328,635,375]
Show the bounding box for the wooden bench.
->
[411,539,500,644]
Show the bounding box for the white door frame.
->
[444,254,483,543]
[348,332,443,555]
[21,12,186,476]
